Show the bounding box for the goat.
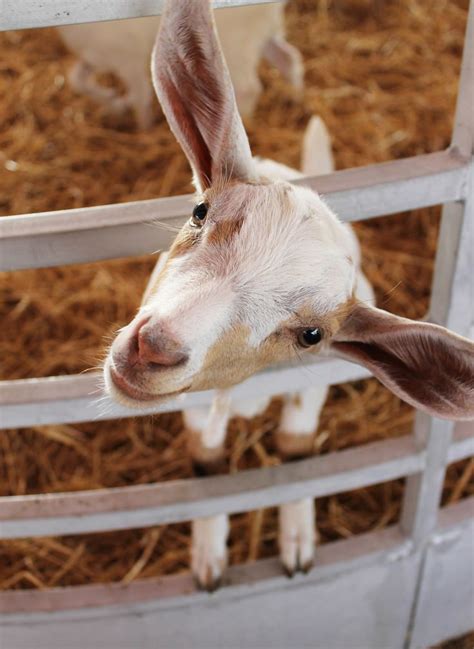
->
[103,0,474,590]
[58,3,303,128]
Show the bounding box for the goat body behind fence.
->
[58,3,303,128]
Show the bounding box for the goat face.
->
[104,179,356,406]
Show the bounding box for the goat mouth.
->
[109,367,158,402]
[107,366,189,407]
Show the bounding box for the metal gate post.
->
[401,3,473,647]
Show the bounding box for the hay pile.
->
[0,0,472,614]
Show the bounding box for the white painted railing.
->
[1,0,281,31]
[0,149,469,271]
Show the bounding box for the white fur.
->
[280,387,329,435]
[184,390,232,450]
[58,4,302,125]
[277,387,328,574]
[231,396,272,419]
[184,392,271,589]
[301,116,335,177]
[263,35,304,90]
[279,499,316,574]
[191,515,229,590]
[145,183,356,367]
[253,157,303,182]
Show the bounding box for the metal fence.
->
[0,2,473,648]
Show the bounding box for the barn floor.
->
[0,3,472,636]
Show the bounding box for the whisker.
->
[79,366,102,375]
[88,387,104,397]
[290,345,324,384]
[93,395,114,419]
[146,220,182,234]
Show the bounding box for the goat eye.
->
[191,202,208,226]
[298,328,323,347]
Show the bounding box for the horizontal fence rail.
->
[0,500,471,649]
[0,498,470,617]
[0,149,470,271]
[0,426,471,539]
[446,420,474,463]
[0,0,279,31]
[0,525,408,614]
[0,435,423,538]
[0,358,371,428]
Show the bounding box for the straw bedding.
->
[0,2,472,632]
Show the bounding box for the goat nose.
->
[136,322,187,367]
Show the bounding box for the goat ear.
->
[332,302,474,421]
[301,116,334,176]
[152,0,256,192]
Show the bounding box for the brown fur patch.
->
[168,226,199,258]
[316,297,356,339]
[187,429,227,473]
[192,325,268,391]
[274,430,315,460]
[206,216,244,246]
[192,324,297,391]
[191,297,357,392]
[283,295,356,342]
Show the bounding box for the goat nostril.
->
[128,316,150,357]
[136,326,187,368]
[145,351,187,371]
[147,361,164,371]
[131,333,139,355]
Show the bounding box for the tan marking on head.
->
[283,296,357,341]
[324,296,357,337]
[206,216,245,246]
[191,296,357,390]
[191,324,286,390]
[168,226,199,258]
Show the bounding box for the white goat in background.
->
[58,3,303,127]
[103,0,474,590]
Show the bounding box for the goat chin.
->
[103,365,186,410]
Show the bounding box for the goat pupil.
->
[193,203,208,220]
[302,328,322,345]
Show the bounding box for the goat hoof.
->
[282,555,314,578]
[283,564,296,578]
[191,515,228,593]
[279,499,315,578]
[300,558,314,574]
[193,562,225,592]
[280,539,314,577]
[191,547,226,592]
[203,570,222,593]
